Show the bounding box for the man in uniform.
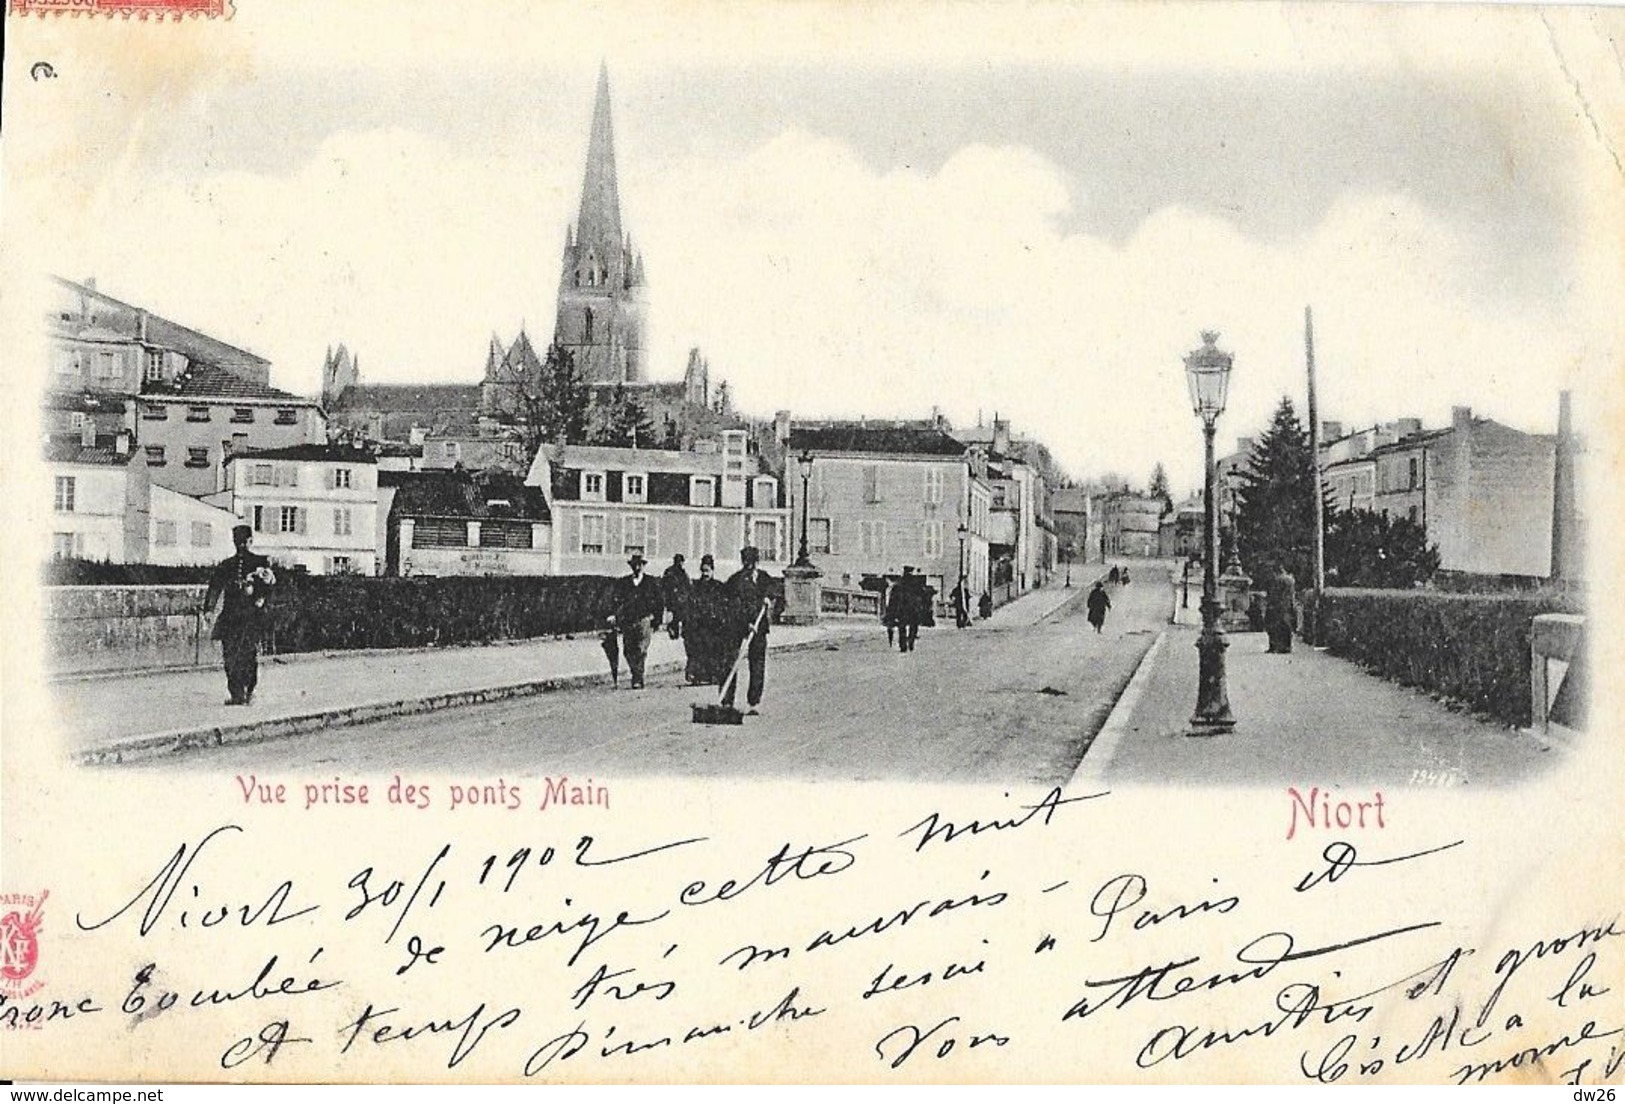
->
[607,552,665,689]
[203,523,276,705]
[661,553,692,640]
[722,546,783,713]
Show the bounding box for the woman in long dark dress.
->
[683,554,732,684]
[1086,581,1112,633]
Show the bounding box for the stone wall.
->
[45,585,208,675]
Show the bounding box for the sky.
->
[10,1,1623,493]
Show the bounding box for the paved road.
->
[143,580,1171,784]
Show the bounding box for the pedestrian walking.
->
[950,580,971,629]
[683,554,731,685]
[202,523,276,705]
[1265,564,1298,654]
[1086,580,1112,633]
[606,552,665,689]
[887,566,928,653]
[661,553,691,640]
[721,546,783,713]
[978,590,993,620]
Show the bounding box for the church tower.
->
[554,64,648,385]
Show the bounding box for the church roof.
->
[575,63,623,251]
[328,383,483,412]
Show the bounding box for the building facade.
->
[388,470,552,577]
[148,485,239,567]
[530,431,787,578]
[137,367,325,496]
[224,445,379,575]
[45,438,150,563]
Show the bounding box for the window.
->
[230,407,255,424]
[55,350,81,379]
[274,464,299,488]
[412,519,467,548]
[332,468,353,490]
[145,445,166,466]
[992,485,1008,508]
[1408,456,1420,490]
[250,463,273,486]
[584,308,594,342]
[1409,505,1420,525]
[860,520,885,557]
[53,476,75,513]
[67,412,87,431]
[808,518,832,554]
[327,556,352,574]
[154,520,178,547]
[752,519,779,561]
[333,507,354,538]
[186,405,211,423]
[278,506,305,534]
[52,533,81,559]
[274,408,299,426]
[440,441,460,461]
[580,513,606,555]
[923,521,943,558]
[141,402,167,421]
[145,350,165,383]
[689,515,717,559]
[862,465,881,504]
[190,521,212,547]
[924,467,944,505]
[582,472,606,502]
[753,476,777,507]
[94,351,120,382]
[623,473,647,504]
[623,514,649,558]
[689,476,715,507]
[251,505,266,533]
[482,520,534,549]
[186,447,210,468]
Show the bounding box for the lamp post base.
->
[1189,605,1235,734]
[781,563,823,626]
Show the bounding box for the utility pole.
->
[1306,306,1326,601]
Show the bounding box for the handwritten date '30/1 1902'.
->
[0,787,1612,1083]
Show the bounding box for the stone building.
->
[222,444,379,575]
[45,436,150,563]
[387,470,552,577]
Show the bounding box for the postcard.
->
[1,0,1621,1086]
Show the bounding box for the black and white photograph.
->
[2,0,1621,1089]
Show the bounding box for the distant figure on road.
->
[661,553,691,640]
[949,580,971,629]
[607,552,665,689]
[203,523,276,706]
[1265,564,1298,654]
[1086,580,1112,633]
[722,546,783,713]
[1108,565,1121,584]
[888,566,929,653]
[1121,566,1132,585]
[683,554,730,685]
[978,590,993,620]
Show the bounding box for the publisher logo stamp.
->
[0,890,47,1001]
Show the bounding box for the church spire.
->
[574,62,623,252]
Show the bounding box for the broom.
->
[692,598,771,725]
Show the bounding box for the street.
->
[145,579,1171,783]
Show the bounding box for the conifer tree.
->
[593,384,656,448]
[1234,397,1320,582]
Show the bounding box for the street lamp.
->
[956,521,969,628]
[1185,330,1236,733]
[794,449,815,568]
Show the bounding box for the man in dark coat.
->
[949,580,971,629]
[661,553,691,640]
[721,546,783,712]
[683,554,731,685]
[1086,580,1112,633]
[607,552,665,689]
[203,524,276,705]
[1265,564,1298,654]
[887,566,927,653]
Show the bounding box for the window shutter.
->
[295,507,307,535]
[827,519,839,555]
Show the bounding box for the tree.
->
[592,384,656,448]
[1148,462,1173,515]
[490,341,590,454]
[712,379,734,416]
[1234,396,1322,584]
[1325,508,1440,588]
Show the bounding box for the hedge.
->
[45,558,213,586]
[1305,587,1582,728]
[258,574,624,654]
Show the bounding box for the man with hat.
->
[722,545,783,713]
[607,551,665,689]
[682,553,730,685]
[661,553,692,640]
[203,523,276,705]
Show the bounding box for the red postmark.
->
[0,891,47,1001]
[8,0,230,18]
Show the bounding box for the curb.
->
[74,630,870,766]
[1068,628,1167,789]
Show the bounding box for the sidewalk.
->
[60,583,1075,765]
[1074,614,1558,790]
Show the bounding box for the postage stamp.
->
[0,890,47,1005]
[7,0,229,18]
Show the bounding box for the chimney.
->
[79,419,96,447]
[1321,420,1343,442]
[136,309,148,342]
[1392,417,1421,439]
[992,417,1010,456]
[85,277,97,292]
[1451,406,1473,432]
[774,409,792,447]
[114,430,131,456]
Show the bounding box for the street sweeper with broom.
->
[720,546,783,715]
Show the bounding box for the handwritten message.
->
[4,785,1620,1085]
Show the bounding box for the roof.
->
[146,364,313,404]
[788,425,967,457]
[328,383,483,412]
[44,390,128,413]
[227,444,377,464]
[52,276,271,370]
[45,439,135,466]
[1366,427,1454,458]
[553,444,730,475]
[391,471,551,523]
